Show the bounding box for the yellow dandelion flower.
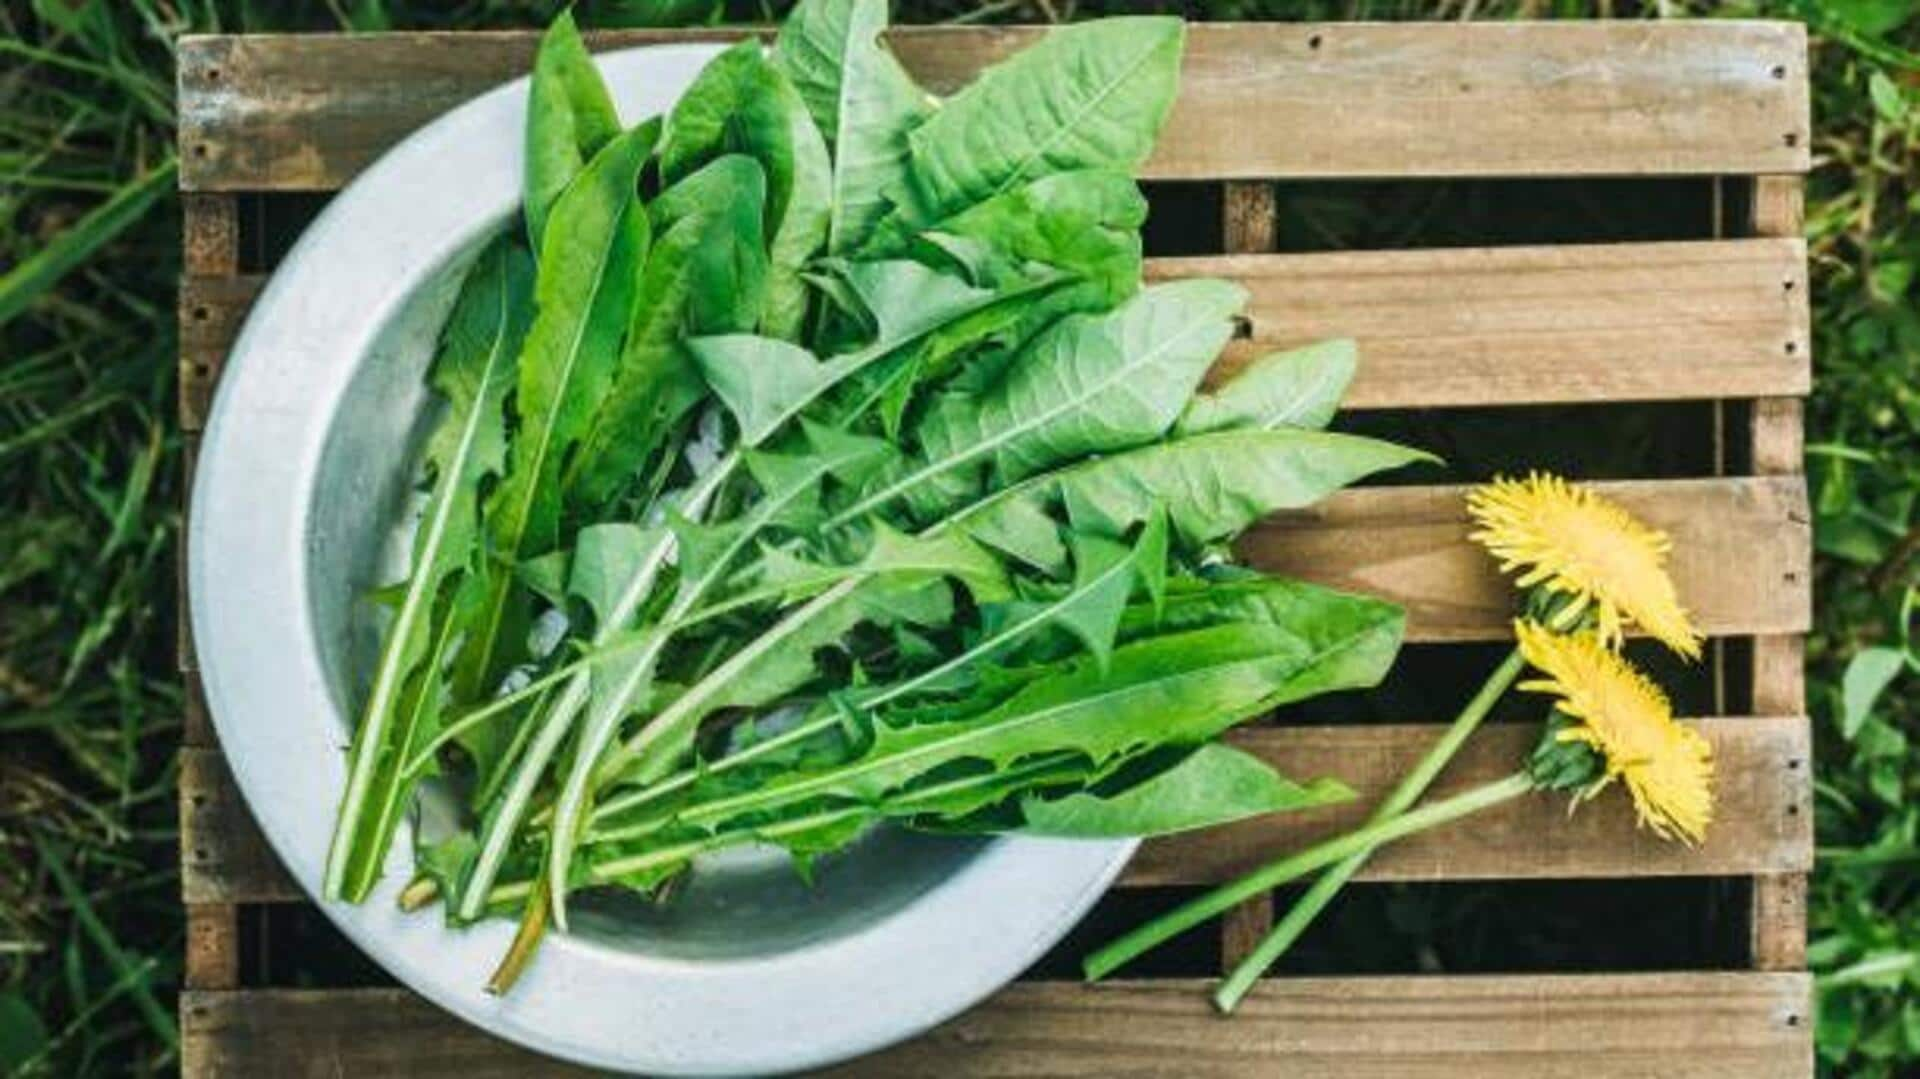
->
[1468,472,1701,659]
[1514,621,1714,844]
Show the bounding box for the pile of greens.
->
[323,0,1427,990]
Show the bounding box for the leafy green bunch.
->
[322,0,1429,990]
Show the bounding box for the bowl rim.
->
[188,42,1134,1077]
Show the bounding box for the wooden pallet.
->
[176,21,1816,1076]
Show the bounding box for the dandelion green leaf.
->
[1177,339,1359,435]
[325,238,532,901]
[885,17,1183,233]
[662,41,829,339]
[458,122,655,704]
[773,0,933,254]
[523,11,623,248]
[1018,742,1354,838]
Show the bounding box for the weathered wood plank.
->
[181,747,291,904]
[176,22,1810,192]
[177,435,200,677]
[1160,238,1811,408]
[1744,174,1809,974]
[179,275,258,433]
[1217,178,1279,970]
[1133,716,1811,886]
[184,904,239,991]
[174,237,1809,430]
[182,716,1810,905]
[838,973,1812,1078]
[181,193,238,276]
[1239,476,1810,643]
[180,973,1811,1077]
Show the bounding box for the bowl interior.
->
[305,227,989,963]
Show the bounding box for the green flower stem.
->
[1082,770,1535,983]
[1211,646,1526,1012]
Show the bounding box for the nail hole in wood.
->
[1230,315,1253,340]
[193,144,210,158]
[1308,34,1323,50]
[194,848,210,860]
[1783,132,1799,148]
[1787,804,1800,817]
[1788,759,1803,771]
[1785,341,1798,355]
[1783,279,1796,292]
[191,306,210,321]
[1770,64,1786,79]
[207,67,222,81]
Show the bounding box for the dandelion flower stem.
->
[1083,771,1534,983]
[1209,645,1527,1011]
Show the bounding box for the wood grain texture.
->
[1222,181,1277,254]
[1160,238,1811,408]
[1751,872,1808,972]
[1743,174,1809,974]
[179,275,257,433]
[180,195,239,993]
[180,973,1811,1077]
[184,905,239,991]
[1133,717,1812,886]
[1239,477,1810,643]
[1217,179,1278,969]
[1219,901,1273,969]
[182,716,1811,905]
[172,238,1809,430]
[181,747,293,904]
[181,193,238,276]
[835,973,1813,1078]
[176,22,1810,192]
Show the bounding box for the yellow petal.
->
[1469,473,1702,659]
[1514,621,1714,844]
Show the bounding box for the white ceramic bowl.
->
[189,43,1134,1076]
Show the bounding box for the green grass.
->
[0,1,1912,1076]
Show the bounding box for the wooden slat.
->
[177,436,199,677]
[182,715,1810,905]
[838,974,1812,1078]
[1218,179,1279,969]
[181,193,238,275]
[1159,238,1811,407]
[184,905,239,991]
[172,237,1809,430]
[181,973,1811,1077]
[1240,477,1810,643]
[176,22,1810,193]
[180,193,240,994]
[179,275,260,433]
[182,747,292,904]
[1743,174,1809,974]
[1132,716,1811,886]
